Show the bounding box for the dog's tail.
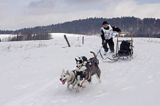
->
[90,51,99,65]
[90,51,97,58]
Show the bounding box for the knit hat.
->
[102,21,108,25]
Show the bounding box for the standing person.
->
[100,21,115,53]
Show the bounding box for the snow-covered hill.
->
[0,33,160,106]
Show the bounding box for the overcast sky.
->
[0,0,160,30]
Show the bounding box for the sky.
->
[0,0,160,30]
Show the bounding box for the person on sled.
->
[100,21,121,53]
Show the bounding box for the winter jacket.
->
[100,24,113,40]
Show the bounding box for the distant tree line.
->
[0,17,160,38]
[0,33,51,42]
[10,33,51,41]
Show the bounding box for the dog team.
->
[60,51,101,92]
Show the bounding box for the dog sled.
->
[97,32,134,62]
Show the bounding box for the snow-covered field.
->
[0,33,160,106]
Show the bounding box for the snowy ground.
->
[0,33,160,106]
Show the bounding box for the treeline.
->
[11,33,51,41]
[0,33,51,42]
[0,17,160,38]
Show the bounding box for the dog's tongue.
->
[62,81,65,84]
[61,80,65,84]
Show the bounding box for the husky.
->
[60,69,77,88]
[75,56,88,69]
[60,69,88,91]
[75,51,101,83]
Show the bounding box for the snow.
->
[0,33,160,106]
[0,34,17,42]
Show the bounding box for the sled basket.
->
[118,40,132,56]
